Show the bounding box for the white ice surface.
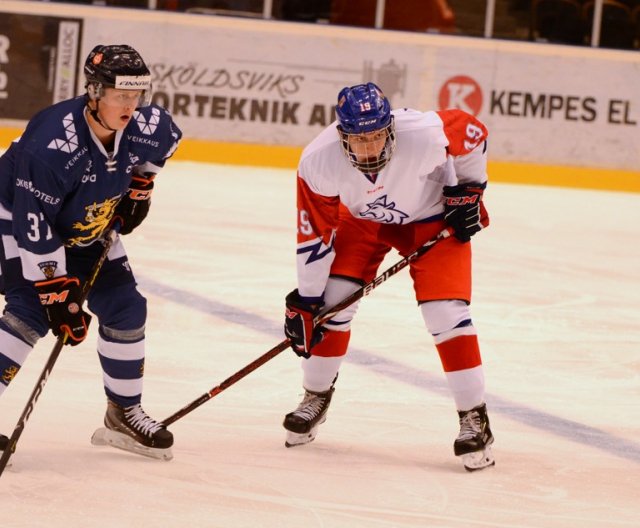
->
[1,161,638,527]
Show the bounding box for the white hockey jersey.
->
[295,107,488,299]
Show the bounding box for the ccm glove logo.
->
[39,289,71,305]
[113,174,155,235]
[444,194,480,206]
[128,188,152,201]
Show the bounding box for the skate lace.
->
[124,404,163,437]
[458,410,482,440]
[293,392,326,421]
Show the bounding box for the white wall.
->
[1,0,639,172]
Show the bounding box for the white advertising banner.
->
[80,14,427,146]
[431,41,640,169]
[78,13,640,171]
[1,1,639,172]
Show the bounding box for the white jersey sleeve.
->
[294,125,345,301]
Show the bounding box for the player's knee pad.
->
[420,299,475,343]
[99,324,145,343]
[321,276,362,332]
[0,312,42,346]
[422,301,482,374]
[0,315,38,390]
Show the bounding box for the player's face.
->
[347,129,387,163]
[98,88,143,129]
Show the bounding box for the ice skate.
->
[454,403,495,471]
[91,400,173,461]
[283,387,334,447]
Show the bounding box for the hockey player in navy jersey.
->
[0,44,182,460]
[282,83,494,471]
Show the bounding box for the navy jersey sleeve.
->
[11,144,70,281]
[130,105,182,178]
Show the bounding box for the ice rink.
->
[1,160,638,527]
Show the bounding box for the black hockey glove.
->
[443,183,489,242]
[284,289,325,358]
[35,276,92,346]
[113,174,155,235]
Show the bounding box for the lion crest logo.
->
[69,196,119,246]
[2,365,20,384]
[38,261,58,279]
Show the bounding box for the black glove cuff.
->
[285,289,323,314]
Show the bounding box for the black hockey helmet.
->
[84,44,152,106]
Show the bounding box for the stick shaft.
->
[161,229,450,426]
[163,340,290,426]
[0,229,118,476]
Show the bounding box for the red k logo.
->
[438,76,483,116]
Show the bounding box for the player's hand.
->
[113,174,154,235]
[284,289,325,358]
[443,183,489,242]
[35,276,92,346]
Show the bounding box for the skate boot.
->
[454,403,495,471]
[283,387,334,447]
[91,400,174,460]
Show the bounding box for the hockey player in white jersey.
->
[282,82,494,471]
[0,44,182,460]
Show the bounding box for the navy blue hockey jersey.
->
[0,96,182,282]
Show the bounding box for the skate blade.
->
[459,445,495,472]
[285,426,319,448]
[91,427,173,461]
[284,418,325,448]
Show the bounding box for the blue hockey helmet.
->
[336,83,395,173]
[84,44,152,107]
[336,82,392,134]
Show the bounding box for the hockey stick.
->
[162,227,452,426]
[0,227,119,477]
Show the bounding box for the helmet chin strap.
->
[88,100,118,133]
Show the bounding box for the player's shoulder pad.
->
[297,123,344,198]
[436,109,488,156]
[133,104,183,139]
[299,121,342,170]
[21,97,91,171]
[128,105,183,161]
